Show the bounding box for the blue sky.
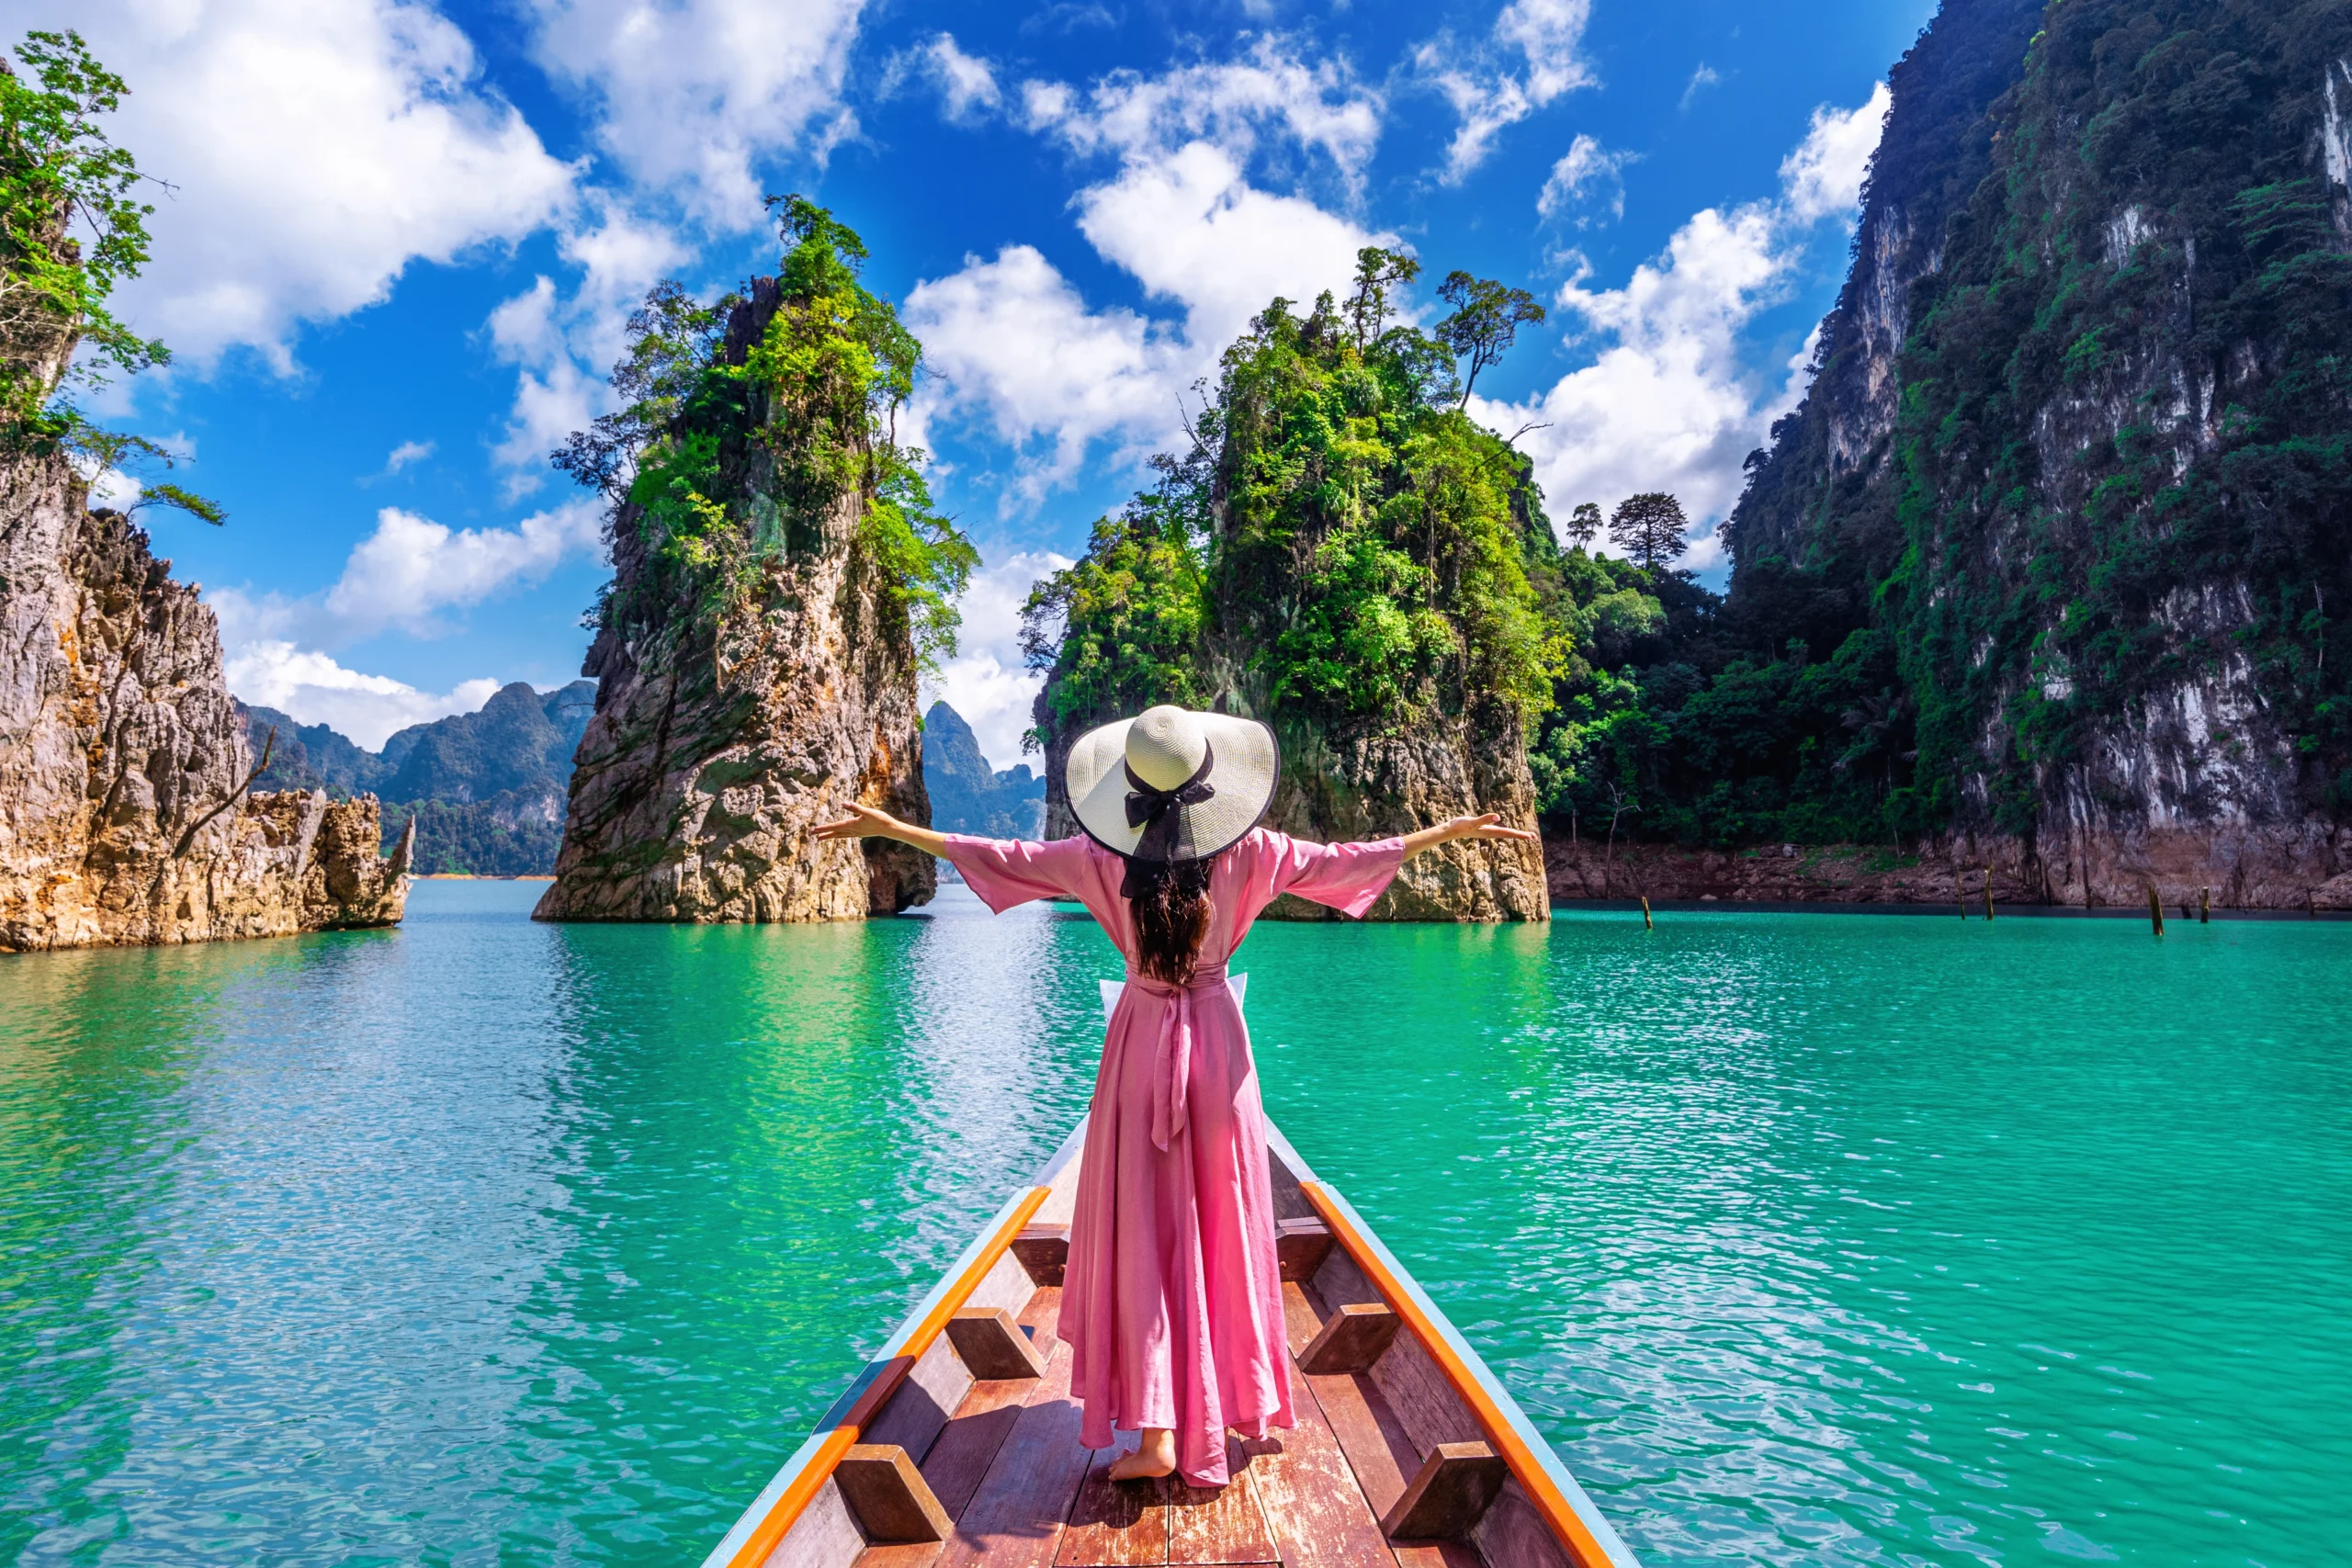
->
[27,0,1935,761]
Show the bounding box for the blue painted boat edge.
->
[1260,1113,1320,1186]
[696,1126,1080,1568]
[1312,1181,1644,1568]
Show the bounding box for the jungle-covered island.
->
[6,0,2352,950]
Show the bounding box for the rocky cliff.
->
[1701,0,2352,905]
[243,680,597,874]
[0,454,411,953]
[536,205,967,923]
[1026,272,1551,921]
[923,700,1045,840]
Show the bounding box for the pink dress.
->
[940,827,1406,1486]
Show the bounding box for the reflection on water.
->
[3,884,2347,1565]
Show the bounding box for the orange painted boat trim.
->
[1299,1179,1625,1568]
[719,1184,1053,1568]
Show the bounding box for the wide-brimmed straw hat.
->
[1066,705,1279,866]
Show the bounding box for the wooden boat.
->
[698,1100,1641,1568]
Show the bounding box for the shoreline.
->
[415,874,556,881]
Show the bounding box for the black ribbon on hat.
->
[1123,739,1216,866]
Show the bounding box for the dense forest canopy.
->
[1023,246,1573,752]
[560,197,975,671]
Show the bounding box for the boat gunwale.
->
[700,1112,1638,1568]
[700,1119,1082,1568]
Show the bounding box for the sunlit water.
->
[4,882,2346,1566]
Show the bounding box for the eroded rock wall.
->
[535,279,933,924]
[1547,826,2351,909]
[1036,660,1547,924]
[0,455,411,953]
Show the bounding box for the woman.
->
[815,704,1535,1487]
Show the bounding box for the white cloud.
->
[890,33,1001,123]
[484,203,689,496]
[379,439,435,476]
[209,496,605,746]
[522,0,866,226]
[322,501,605,636]
[66,0,576,371]
[922,550,1075,767]
[1075,141,1380,348]
[1537,134,1631,224]
[1419,0,1597,182]
[1781,82,1894,222]
[1679,63,1723,112]
[905,246,1192,489]
[1476,86,1892,569]
[225,638,503,750]
[910,41,1386,502]
[1023,37,1383,186]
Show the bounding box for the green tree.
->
[1564,501,1601,549]
[1,30,214,520]
[570,196,974,671]
[1342,245,1420,347]
[1433,271,1544,408]
[1608,491,1689,570]
[1021,468,1207,744]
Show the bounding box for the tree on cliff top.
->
[560,196,974,670]
[1027,248,1566,746]
[1434,271,1545,409]
[1608,492,1690,571]
[0,30,214,521]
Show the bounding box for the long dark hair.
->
[1128,855,1216,984]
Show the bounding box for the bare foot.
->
[1108,1427,1176,1482]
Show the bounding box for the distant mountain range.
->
[923,701,1045,840]
[230,688,1040,877]
[238,681,595,875]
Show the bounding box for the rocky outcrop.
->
[924,700,1044,840]
[1723,0,2352,886]
[1035,642,1548,924]
[0,455,412,953]
[535,277,933,923]
[1547,825,2351,910]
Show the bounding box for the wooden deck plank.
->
[934,1342,1091,1568]
[1242,1310,1397,1568]
[1166,1438,1278,1565]
[855,1292,1071,1568]
[1056,1449,1168,1566]
[1282,1284,1481,1568]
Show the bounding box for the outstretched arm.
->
[1397,812,1540,859]
[812,802,949,858]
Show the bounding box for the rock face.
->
[0,455,411,953]
[535,278,933,923]
[1723,0,2352,902]
[1040,707,1546,923]
[243,679,598,874]
[1548,829,2352,910]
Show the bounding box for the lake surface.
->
[4,882,2346,1566]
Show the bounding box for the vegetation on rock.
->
[0,30,213,521]
[560,197,973,667]
[1023,247,1568,751]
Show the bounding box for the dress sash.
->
[1111,964,1241,1152]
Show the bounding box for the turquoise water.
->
[3,883,2346,1566]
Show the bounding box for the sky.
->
[24,0,1938,763]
